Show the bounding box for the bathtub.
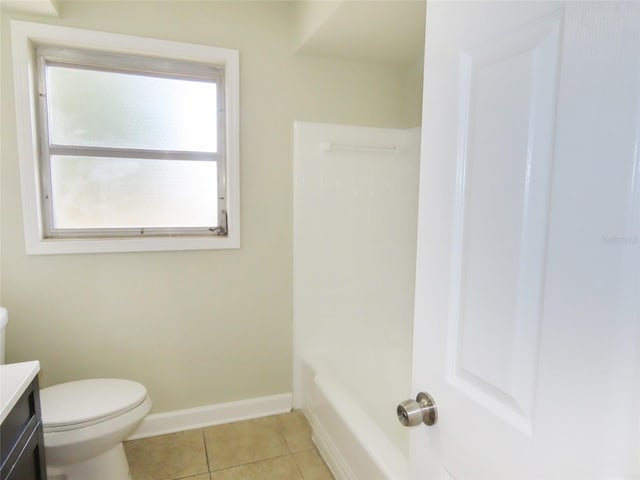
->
[301,352,409,480]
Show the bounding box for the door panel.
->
[411,2,640,479]
[449,10,561,433]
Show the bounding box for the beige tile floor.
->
[124,410,335,480]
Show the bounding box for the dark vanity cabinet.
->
[0,376,47,480]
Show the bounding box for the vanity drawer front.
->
[0,377,42,473]
[1,417,46,480]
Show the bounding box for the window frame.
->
[11,21,240,254]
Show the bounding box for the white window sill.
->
[24,235,240,255]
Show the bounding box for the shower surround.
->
[293,121,420,479]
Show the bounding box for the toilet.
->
[40,379,152,480]
[0,307,152,480]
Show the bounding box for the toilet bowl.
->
[40,378,152,480]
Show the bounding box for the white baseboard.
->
[127,392,293,440]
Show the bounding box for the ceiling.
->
[0,0,426,67]
[0,0,59,17]
[295,0,426,67]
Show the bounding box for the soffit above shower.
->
[294,0,426,67]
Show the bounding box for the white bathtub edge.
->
[305,401,359,480]
[303,357,408,480]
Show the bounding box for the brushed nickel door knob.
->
[397,392,438,427]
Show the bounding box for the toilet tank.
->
[0,307,7,364]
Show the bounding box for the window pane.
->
[46,66,217,152]
[50,156,218,229]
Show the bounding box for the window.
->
[11,21,240,254]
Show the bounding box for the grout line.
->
[209,453,300,474]
[209,453,292,472]
[277,411,297,455]
[202,430,213,473]
[291,449,309,480]
[173,472,211,480]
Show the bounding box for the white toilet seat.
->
[41,378,148,432]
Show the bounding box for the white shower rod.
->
[318,141,401,153]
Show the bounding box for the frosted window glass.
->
[50,156,218,229]
[47,66,217,152]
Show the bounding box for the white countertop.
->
[0,360,40,423]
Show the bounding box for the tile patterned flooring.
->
[124,410,335,480]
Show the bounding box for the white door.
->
[409,2,640,479]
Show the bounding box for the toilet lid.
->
[40,379,148,430]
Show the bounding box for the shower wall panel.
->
[293,121,420,454]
